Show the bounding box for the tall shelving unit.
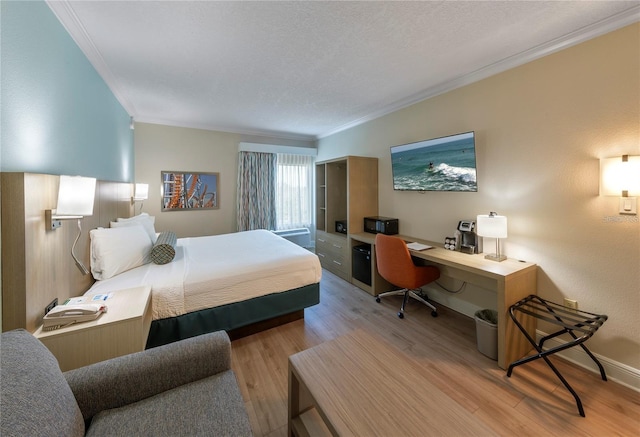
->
[315,156,378,281]
[316,164,326,233]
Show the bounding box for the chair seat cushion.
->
[86,370,252,437]
[0,330,84,437]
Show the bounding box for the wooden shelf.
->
[315,156,378,281]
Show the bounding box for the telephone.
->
[43,303,107,331]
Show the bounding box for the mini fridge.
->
[352,244,372,286]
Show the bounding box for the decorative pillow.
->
[90,225,152,280]
[111,213,157,243]
[150,231,177,265]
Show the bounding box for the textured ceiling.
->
[48,1,639,141]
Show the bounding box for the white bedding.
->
[86,229,322,320]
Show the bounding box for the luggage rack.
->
[507,294,608,417]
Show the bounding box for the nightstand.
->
[34,286,152,371]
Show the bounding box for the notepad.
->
[406,242,433,251]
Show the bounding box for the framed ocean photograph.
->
[161,171,219,211]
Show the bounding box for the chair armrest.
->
[65,330,231,422]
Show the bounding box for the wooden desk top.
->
[350,232,536,280]
[289,329,494,436]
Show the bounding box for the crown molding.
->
[46,1,639,142]
[46,1,138,116]
[134,116,317,143]
[46,0,315,142]
[317,5,640,139]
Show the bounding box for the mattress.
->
[86,229,322,320]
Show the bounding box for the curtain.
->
[276,153,313,230]
[237,151,277,231]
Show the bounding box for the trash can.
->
[474,309,498,360]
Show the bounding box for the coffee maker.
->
[456,220,482,254]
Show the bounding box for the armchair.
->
[1,329,252,437]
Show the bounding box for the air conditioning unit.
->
[272,228,311,248]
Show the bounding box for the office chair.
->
[374,233,440,318]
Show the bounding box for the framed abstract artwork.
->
[161,171,219,211]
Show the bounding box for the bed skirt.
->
[146,283,320,348]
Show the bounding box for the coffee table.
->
[288,329,494,436]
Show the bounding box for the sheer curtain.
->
[237,151,277,231]
[276,153,314,230]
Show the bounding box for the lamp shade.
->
[55,175,96,216]
[134,183,149,201]
[476,213,507,238]
[600,156,640,196]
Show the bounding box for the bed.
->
[85,222,321,348]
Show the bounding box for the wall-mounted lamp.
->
[132,183,149,213]
[476,212,508,262]
[600,155,640,215]
[46,175,97,275]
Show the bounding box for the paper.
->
[90,293,113,302]
[406,242,433,251]
[64,296,88,305]
[63,293,112,305]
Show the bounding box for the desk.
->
[350,232,537,369]
[288,329,495,436]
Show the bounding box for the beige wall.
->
[134,124,241,237]
[317,24,640,371]
[134,123,315,237]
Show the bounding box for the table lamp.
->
[476,212,507,262]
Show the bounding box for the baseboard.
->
[535,329,640,392]
[425,289,640,392]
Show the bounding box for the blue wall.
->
[1,1,133,182]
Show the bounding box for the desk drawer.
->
[317,253,349,280]
[316,232,349,280]
[317,232,347,251]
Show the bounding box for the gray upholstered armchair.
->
[1,329,252,437]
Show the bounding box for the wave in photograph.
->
[391,133,477,192]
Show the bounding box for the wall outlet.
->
[563,298,578,310]
[44,298,58,316]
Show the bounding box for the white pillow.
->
[110,213,157,243]
[90,225,153,280]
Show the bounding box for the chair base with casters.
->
[373,233,441,319]
[375,288,438,318]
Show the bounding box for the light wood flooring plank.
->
[231,269,640,436]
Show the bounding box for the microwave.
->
[364,216,399,235]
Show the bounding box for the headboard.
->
[1,173,133,332]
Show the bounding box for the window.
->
[276,153,314,230]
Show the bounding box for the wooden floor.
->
[231,270,640,436]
